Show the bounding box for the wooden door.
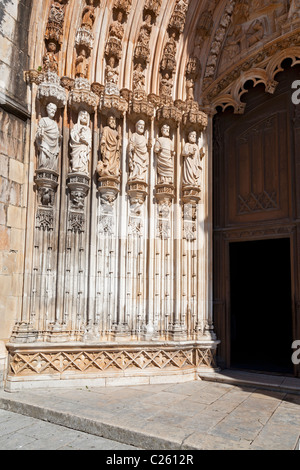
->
[213,66,300,377]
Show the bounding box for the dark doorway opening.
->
[230,238,293,374]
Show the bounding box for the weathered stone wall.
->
[0,0,32,365]
[0,109,28,341]
[0,0,32,107]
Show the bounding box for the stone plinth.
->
[5,340,219,391]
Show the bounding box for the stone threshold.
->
[198,369,300,395]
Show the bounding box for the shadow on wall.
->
[0,0,11,35]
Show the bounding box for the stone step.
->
[198,369,300,395]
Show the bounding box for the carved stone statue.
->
[70,110,92,174]
[182,131,204,187]
[128,120,149,182]
[186,77,195,101]
[133,63,145,91]
[43,41,59,73]
[105,56,120,95]
[223,25,243,61]
[97,115,121,178]
[109,11,125,40]
[160,72,173,100]
[246,19,264,47]
[36,102,61,171]
[154,124,175,184]
[75,47,89,78]
[81,0,96,30]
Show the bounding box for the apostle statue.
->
[97,115,121,178]
[182,131,204,187]
[36,102,61,171]
[128,120,149,182]
[70,110,92,175]
[154,124,175,185]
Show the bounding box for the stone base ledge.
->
[5,341,219,392]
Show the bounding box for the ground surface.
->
[0,376,299,450]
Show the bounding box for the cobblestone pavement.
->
[0,409,140,450]
[0,379,300,450]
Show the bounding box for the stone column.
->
[203,113,216,340]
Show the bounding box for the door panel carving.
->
[226,107,290,225]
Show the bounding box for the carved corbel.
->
[67,173,90,211]
[35,169,59,208]
[183,101,208,131]
[37,71,67,108]
[68,77,98,113]
[75,27,95,51]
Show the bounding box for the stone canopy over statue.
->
[154,124,175,185]
[97,115,121,179]
[35,102,61,171]
[70,110,92,175]
[128,120,149,182]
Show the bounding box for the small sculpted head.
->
[161,124,170,138]
[136,120,145,135]
[46,102,57,119]
[188,131,197,144]
[79,109,90,126]
[108,115,117,129]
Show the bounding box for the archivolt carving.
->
[209,45,300,114]
[266,46,300,82]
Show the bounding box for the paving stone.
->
[182,432,251,450]
[250,423,300,450]
[0,380,299,450]
[0,431,37,450]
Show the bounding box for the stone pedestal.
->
[4,340,219,391]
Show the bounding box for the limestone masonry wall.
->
[0,0,32,353]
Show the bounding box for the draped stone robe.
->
[70,122,92,174]
[154,136,174,184]
[128,132,148,182]
[182,142,202,187]
[99,125,121,178]
[36,116,61,171]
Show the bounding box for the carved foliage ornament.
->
[45,0,68,45]
[37,72,67,108]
